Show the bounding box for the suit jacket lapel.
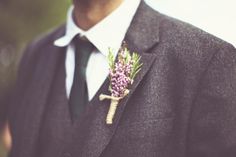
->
[9,26,67,157]
[74,1,160,157]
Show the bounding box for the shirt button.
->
[62,152,72,157]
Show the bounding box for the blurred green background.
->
[0,0,71,156]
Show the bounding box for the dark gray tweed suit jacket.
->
[8,1,236,157]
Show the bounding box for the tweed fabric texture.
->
[8,1,236,157]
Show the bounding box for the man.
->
[7,0,236,157]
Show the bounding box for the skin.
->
[73,0,124,30]
[2,123,11,151]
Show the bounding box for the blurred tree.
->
[0,0,71,156]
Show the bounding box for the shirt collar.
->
[54,0,141,56]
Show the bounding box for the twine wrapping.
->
[99,90,129,124]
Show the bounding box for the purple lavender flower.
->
[109,62,131,97]
[108,43,142,98]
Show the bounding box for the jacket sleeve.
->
[187,44,236,157]
[7,41,36,126]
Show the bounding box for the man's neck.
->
[73,0,124,30]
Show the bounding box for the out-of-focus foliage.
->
[0,0,70,46]
[0,0,71,156]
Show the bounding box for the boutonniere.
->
[99,42,143,125]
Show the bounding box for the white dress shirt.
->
[54,0,141,100]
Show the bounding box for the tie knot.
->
[73,35,94,69]
[73,35,94,54]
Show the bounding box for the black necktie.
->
[69,36,94,121]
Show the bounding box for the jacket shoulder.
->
[26,24,66,53]
[157,13,235,52]
[18,24,65,66]
[146,8,236,85]
[16,25,65,82]
[152,12,236,69]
